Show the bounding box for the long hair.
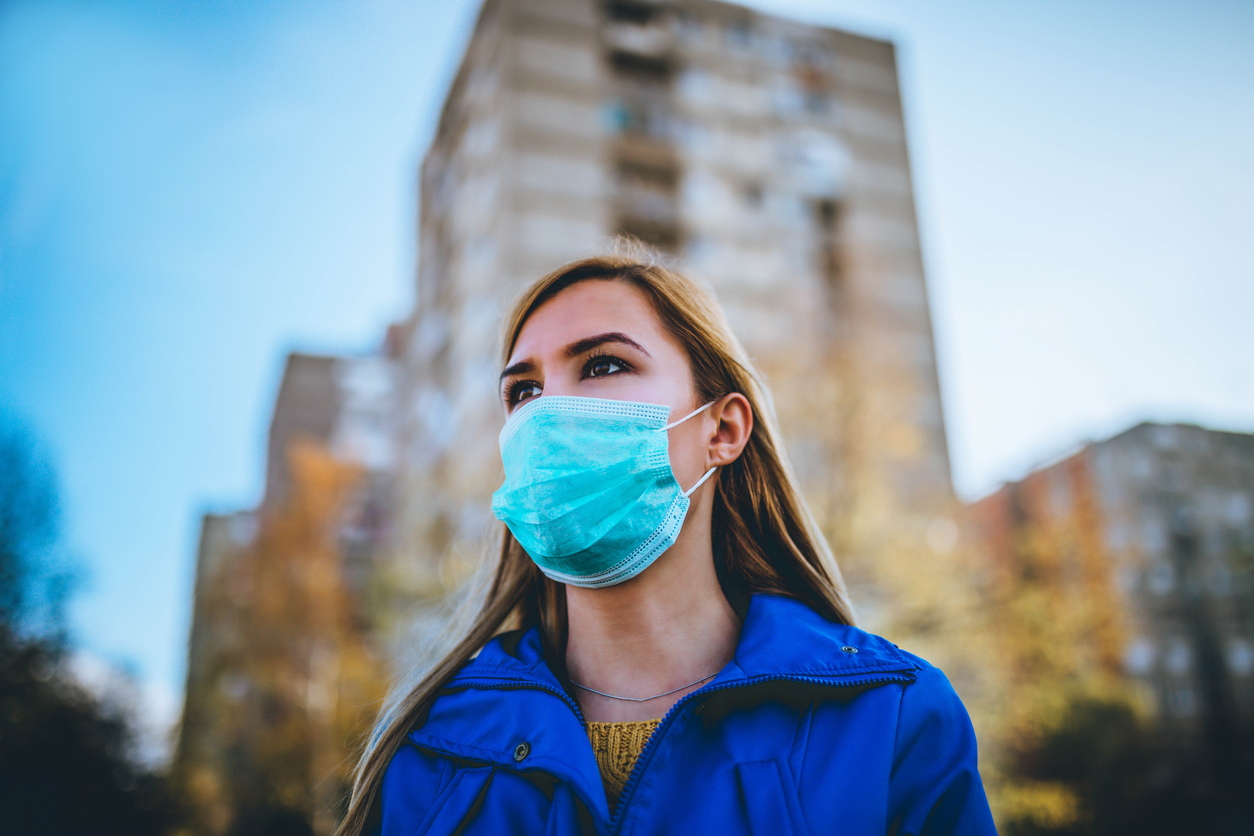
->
[335,251,854,835]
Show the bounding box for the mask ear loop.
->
[656,401,719,497]
[682,466,718,497]
[657,400,716,432]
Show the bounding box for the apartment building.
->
[970,422,1254,741]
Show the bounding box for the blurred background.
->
[1,0,1252,834]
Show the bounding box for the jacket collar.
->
[450,592,919,689]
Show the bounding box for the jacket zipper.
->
[441,670,916,835]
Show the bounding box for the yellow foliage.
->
[175,439,390,834]
[990,779,1081,831]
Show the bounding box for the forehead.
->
[509,279,673,359]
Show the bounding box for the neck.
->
[563,496,742,722]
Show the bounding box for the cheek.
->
[668,424,709,481]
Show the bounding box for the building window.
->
[742,182,763,209]
[1167,682,1198,717]
[1124,637,1155,675]
[1229,638,1254,677]
[605,0,656,25]
[1165,637,1192,675]
[1147,560,1175,595]
[725,18,752,49]
[616,218,680,252]
[813,198,844,300]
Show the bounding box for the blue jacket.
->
[373,594,997,836]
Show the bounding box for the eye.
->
[506,380,542,407]
[584,353,629,379]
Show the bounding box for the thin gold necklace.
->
[568,672,718,703]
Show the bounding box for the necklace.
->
[568,672,719,703]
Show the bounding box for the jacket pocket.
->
[735,759,810,836]
[414,765,496,836]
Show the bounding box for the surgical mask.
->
[491,395,717,588]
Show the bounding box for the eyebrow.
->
[498,331,651,383]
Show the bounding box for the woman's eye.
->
[510,381,542,404]
[586,356,625,378]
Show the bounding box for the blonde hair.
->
[336,252,853,835]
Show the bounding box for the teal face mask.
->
[491,395,717,588]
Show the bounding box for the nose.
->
[538,379,577,398]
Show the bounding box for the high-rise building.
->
[175,353,397,835]
[391,0,956,633]
[969,422,1254,742]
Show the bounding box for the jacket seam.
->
[412,768,471,836]
[889,671,912,782]
[410,731,511,762]
[409,735,603,800]
[734,663,917,677]
[447,662,532,678]
[790,698,815,793]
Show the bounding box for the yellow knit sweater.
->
[586,719,661,806]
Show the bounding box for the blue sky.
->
[1,0,1251,750]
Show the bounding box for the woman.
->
[338,253,996,836]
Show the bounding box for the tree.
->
[0,417,175,835]
[974,475,1254,835]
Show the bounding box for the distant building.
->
[969,422,1254,742]
[174,352,397,836]
[261,353,397,511]
[392,0,956,638]
[174,510,258,836]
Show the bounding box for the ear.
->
[706,392,753,469]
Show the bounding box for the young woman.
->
[338,253,996,836]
